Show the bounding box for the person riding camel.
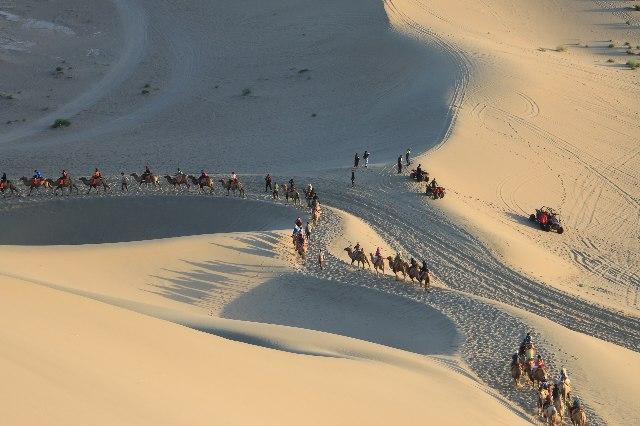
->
[58,169,69,185]
[511,353,519,367]
[532,354,545,375]
[410,257,418,270]
[558,368,570,386]
[354,242,362,256]
[1,173,6,183]
[199,170,209,183]
[306,183,313,196]
[393,252,402,270]
[33,170,44,182]
[91,168,102,185]
[373,247,382,264]
[176,167,185,180]
[231,172,238,186]
[289,178,295,190]
[142,165,152,181]
[420,260,429,275]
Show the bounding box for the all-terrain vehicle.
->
[529,206,564,234]
[425,185,445,199]
[409,169,429,182]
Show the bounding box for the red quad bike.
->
[425,185,445,199]
[529,206,564,234]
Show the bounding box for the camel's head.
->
[344,247,351,252]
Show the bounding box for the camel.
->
[294,234,308,259]
[525,361,546,387]
[52,177,80,196]
[188,175,214,193]
[510,356,523,387]
[284,185,300,205]
[0,180,20,197]
[559,375,572,407]
[20,177,53,195]
[386,256,408,281]
[544,404,562,425]
[537,386,550,417]
[312,205,321,226]
[79,177,110,194]
[369,253,385,276]
[569,402,586,426]
[407,265,431,290]
[303,187,316,207]
[344,247,370,269]
[218,179,245,197]
[164,174,190,189]
[131,172,161,188]
[552,384,564,422]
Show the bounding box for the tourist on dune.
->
[273,182,279,199]
[354,152,360,168]
[405,148,411,165]
[363,150,370,168]
[199,170,209,183]
[351,169,355,187]
[397,156,402,174]
[231,172,238,184]
[142,165,152,180]
[1,173,6,183]
[420,260,429,275]
[532,354,545,375]
[33,169,43,180]
[289,178,295,189]
[430,178,438,189]
[373,246,382,264]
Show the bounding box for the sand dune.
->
[0,0,638,424]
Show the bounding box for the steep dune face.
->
[0,0,459,175]
[386,0,639,312]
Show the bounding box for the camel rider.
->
[1,173,6,183]
[420,260,429,275]
[306,183,313,195]
[519,333,532,354]
[59,169,69,185]
[199,170,209,183]
[289,178,295,190]
[373,247,382,264]
[354,243,362,255]
[410,257,418,270]
[33,170,44,181]
[142,165,152,180]
[176,167,185,180]
[558,368,570,385]
[393,252,402,269]
[532,354,545,374]
[231,172,238,184]
[570,399,581,414]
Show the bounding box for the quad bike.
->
[409,169,429,182]
[425,185,445,199]
[529,206,564,234]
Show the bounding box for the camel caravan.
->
[1,167,249,198]
[344,244,432,291]
[510,334,587,425]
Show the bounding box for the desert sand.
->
[0,0,638,424]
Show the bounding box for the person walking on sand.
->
[265,174,272,192]
[121,172,129,191]
[363,150,370,168]
[351,169,355,187]
[405,148,411,166]
[273,182,279,199]
[354,152,360,168]
[397,156,403,174]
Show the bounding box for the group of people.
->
[353,150,371,168]
[396,148,411,173]
[513,333,584,422]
